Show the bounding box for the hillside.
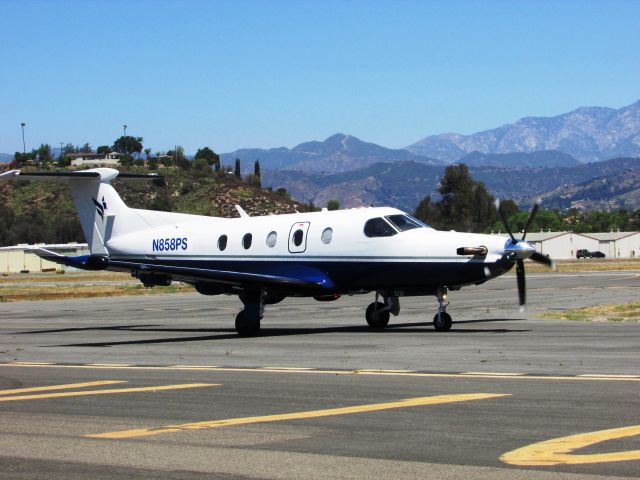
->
[0,167,301,247]
[221,133,442,173]
[262,157,640,212]
[539,168,640,210]
[407,100,640,163]
[457,150,580,168]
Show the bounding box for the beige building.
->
[587,232,640,258]
[0,243,89,274]
[68,152,121,167]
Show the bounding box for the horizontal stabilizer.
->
[33,248,109,270]
[0,169,162,183]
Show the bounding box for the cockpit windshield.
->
[385,214,431,231]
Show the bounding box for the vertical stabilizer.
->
[0,168,158,255]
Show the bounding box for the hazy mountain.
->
[0,153,12,163]
[539,168,640,211]
[457,150,580,168]
[262,157,640,212]
[407,100,640,163]
[221,133,442,173]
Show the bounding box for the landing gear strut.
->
[235,289,264,336]
[365,293,400,329]
[433,286,452,331]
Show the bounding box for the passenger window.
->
[218,234,228,251]
[321,227,333,244]
[293,229,304,246]
[266,231,277,247]
[242,233,252,249]
[364,218,396,237]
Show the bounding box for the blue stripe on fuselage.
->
[110,257,511,293]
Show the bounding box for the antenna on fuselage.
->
[235,205,249,218]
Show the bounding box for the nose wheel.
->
[433,287,452,331]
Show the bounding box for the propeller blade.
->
[521,203,539,241]
[516,259,526,306]
[497,202,517,243]
[530,251,554,267]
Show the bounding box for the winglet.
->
[235,205,249,218]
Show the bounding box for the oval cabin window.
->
[321,227,333,244]
[266,231,277,248]
[242,233,252,250]
[218,234,228,251]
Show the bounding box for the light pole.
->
[21,123,26,153]
[123,124,127,136]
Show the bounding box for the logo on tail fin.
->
[92,196,108,221]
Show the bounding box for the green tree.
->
[192,157,212,174]
[112,136,143,157]
[413,164,501,232]
[234,158,241,178]
[36,144,53,164]
[327,199,340,210]
[194,146,220,170]
[96,145,111,155]
[80,143,93,153]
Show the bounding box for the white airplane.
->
[0,168,552,336]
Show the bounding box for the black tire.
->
[433,312,452,332]
[235,310,260,337]
[366,302,390,328]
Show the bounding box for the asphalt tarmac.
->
[1,271,639,479]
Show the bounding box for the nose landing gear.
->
[433,286,452,332]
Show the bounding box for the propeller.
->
[497,201,553,307]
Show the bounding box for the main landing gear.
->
[235,290,264,337]
[433,286,452,331]
[365,294,400,329]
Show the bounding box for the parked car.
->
[591,251,606,258]
[576,249,591,259]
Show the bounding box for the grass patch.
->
[541,301,640,322]
[0,283,194,302]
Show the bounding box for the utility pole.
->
[123,124,127,136]
[21,122,26,153]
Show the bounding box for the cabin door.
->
[288,222,310,253]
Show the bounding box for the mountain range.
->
[221,133,440,173]
[262,157,640,212]
[407,100,640,163]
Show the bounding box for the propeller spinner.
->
[498,202,554,306]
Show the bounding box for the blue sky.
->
[1,0,639,155]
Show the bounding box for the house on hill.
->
[68,152,121,167]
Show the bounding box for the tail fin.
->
[0,168,162,255]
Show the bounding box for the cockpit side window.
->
[364,217,397,237]
[385,214,430,231]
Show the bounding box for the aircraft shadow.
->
[50,319,529,348]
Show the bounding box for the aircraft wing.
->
[33,249,334,291]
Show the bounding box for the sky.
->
[1,0,639,155]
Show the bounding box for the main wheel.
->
[366,302,390,328]
[235,310,261,337]
[433,312,452,331]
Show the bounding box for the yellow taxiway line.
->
[87,393,509,439]
[0,380,125,395]
[0,383,218,402]
[501,425,640,466]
